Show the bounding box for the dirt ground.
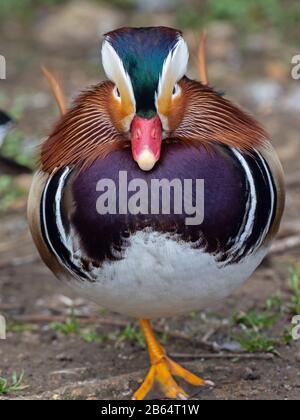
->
[0,2,300,400]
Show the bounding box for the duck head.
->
[101,27,189,171]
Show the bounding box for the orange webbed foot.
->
[133,320,214,400]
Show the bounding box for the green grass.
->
[177,0,300,41]
[235,329,278,353]
[100,0,136,9]
[49,316,148,348]
[80,329,111,344]
[232,307,280,353]
[0,0,299,43]
[282,327,294,345]
[231,292,285,353]
[265,294,284,312]
[0,94,35,171]
[230,266,300,352]
[0,371,27,395]
[116,323,146,348]
[232,309,279,331]
[49,316,81,335]
[7,322,37,333]
[180,0,300,28]
[0,0,137,22]
[0,0,66,22]
[1,130,35,169]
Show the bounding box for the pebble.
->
[243,367,261,381]
[55,353,73,362]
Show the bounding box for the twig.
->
[41,66,66,116]
[11,314,126,326]
[270,235,300,254]
[170,352,275,360]
[0,254,39,270]
[198,31,209,85]
[0,304,23,311]
[0,156,32,175]
[0,234,30,252]
[9,313,213,349]
[201,328,217,343]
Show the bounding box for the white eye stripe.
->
[156,37,189,100]
[101,39,136,109]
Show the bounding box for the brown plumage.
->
[41,82,126,173]
[172,79,268,151]
[41,78,267,174]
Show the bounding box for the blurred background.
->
[0,0,299,400]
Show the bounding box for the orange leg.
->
[133,320,214,400]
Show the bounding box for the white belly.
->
[69,231,268,319]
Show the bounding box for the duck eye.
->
[172,84,180,97]
[114,86,121,100]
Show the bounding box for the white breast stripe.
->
[42,168,83,281]
[54,169,96,282]
[55,167,71,246]
[253,149,275,248]
[42,171,65,266]
[229,148,257,258]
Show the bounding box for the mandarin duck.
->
[28,27,285,400]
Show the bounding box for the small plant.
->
[7,322,37,333]
[1,130,34,168]
[50,316,81,335]
[232,309,279,331]
[80,328,113,344]
[231,306,280,353]
[282,327,294,346]
[235,329,278,353]
[0,371,27,395]
[189,311,198,320]
[117,323,146,349]
[288,266,300,315]
[265,294,283,312]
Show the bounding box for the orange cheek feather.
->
[157,92,184,132]
[109,94,135,132]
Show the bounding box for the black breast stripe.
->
[255,150,277,238]
[241,150,276,256]
[40,168,89,280]
[224,147,277,264]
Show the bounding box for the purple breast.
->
[72,143,246,262]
